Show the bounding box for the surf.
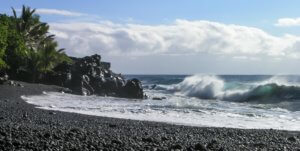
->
[155,75,300,103]
[22,74,300,131]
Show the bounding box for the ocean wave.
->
[153,75,300,102]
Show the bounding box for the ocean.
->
[22,75,300,131]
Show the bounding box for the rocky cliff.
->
[49,54,144,99]
[1,54,144,99]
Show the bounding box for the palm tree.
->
[11,5,72,82]
[0,21,8,70]
[11,6,53,51]
[38,41,70,73]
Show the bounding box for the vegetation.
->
[0,5,71,82]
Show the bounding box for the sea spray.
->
[22,75,300,131]
[155,75,300,102]
[173,75,225,99]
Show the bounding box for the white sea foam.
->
[155,75,300,102]
[22,91,300,131]
[173,75,225,99]
[255,75,300,87]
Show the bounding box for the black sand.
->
[0,81,299,150]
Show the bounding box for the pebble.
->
[142,137,153,143]
[207,139,220,150]
[287,136,298,142]
[194,143,207,151]
[108,124,117,128]
[152,97,163,100]
[49,112,56,115]
[17,83,24,87]
[0,81,299,150]
[8,81,15,86]
[111,139,122,145]
[22,112,28,118]
[161,136,169,141]
[170,144,183,150]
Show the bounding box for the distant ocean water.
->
[22,75,300,131]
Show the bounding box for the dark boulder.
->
[45,54,144,99]
[100,62,111,70]
[121,78,144,99]
[40,61,72,86]
[0,71,8,84]
[70,74,94,96]
[152,97,166,100]
[53,61,72,86]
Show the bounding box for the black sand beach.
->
[0,81,300,150]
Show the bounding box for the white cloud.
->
[49,19,300,59]
[233,56,260,61]
[36,8,85,17]
[275,18,300,27]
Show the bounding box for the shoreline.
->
[22,92,300,132]
[0,81,300,150]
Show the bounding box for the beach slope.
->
[0,81,299,150]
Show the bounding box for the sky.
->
[2,0,300,74]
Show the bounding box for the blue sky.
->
[2,0,300,74]
[2,0,300,34]
[0,0,300,34]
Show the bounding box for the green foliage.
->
[0,14,11,70]
[0,22,8,69]
[38,41,72,73]
[0,5,72,82]
[6,29,29,70]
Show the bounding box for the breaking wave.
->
[155,75,300,102]
[23,74,300,131]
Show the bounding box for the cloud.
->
[275,18,300,27]
[35,8,85,17]
[49,19,300,59]
[233,56,260,61]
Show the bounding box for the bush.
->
[0,6,72,82]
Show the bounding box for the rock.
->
[287,136,298,142]
[71,74,94,95]
[41,54,144,99]
[152,97,163,100]
[69,128,82,133]
[194,143,207,151]
[170,144,183,150]
[17,83,24,87]
[152,97,166,100]
[49,112,56,115]
[8,80,15,86]
[22,112,28,118]
[150,84,157,89]
[102,77,119,95]
[51,61,73,86]
[142,137,154,143]
[161,136,169,141]
[44,132,51,138]
[60,88,72,94]
[206,139,220,150]
[111,139,122,145]
[67,54,112,96]
[0,72,8,84]
[253,142,265,148]
[121,78,144,99]
[108,124,117,128]
[69,55,142,98]
[100,62,111,70]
